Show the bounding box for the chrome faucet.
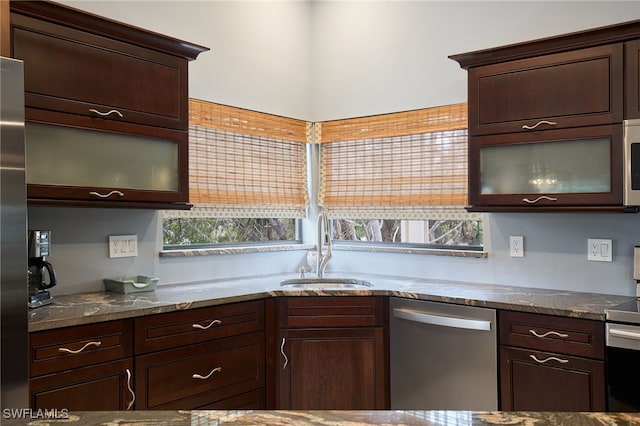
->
[316,209,332,278]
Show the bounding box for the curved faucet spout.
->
[316,209,332,278]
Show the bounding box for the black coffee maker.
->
[28,230,56,308]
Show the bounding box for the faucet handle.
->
[298,267,309,279]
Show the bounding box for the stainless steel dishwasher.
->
[390,297,498,410]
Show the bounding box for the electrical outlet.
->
[587,238,612,262]
[510,236,524,257]
[109,235,138,258]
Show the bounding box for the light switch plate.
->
[587,238,612,262]
[109,235,138,258]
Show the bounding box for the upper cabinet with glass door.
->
[450,19,640,212]
[10,0,208,209]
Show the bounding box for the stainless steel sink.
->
[280,278,373,289]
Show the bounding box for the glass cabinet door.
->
[25,122,186,204]
[480,138,610,195]
[469,125,622,208]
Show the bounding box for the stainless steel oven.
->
[606,299,640,411]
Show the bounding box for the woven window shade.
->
[165,99,310,219]
[318,102,477,220]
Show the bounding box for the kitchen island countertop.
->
[28,272,635,331]
[4,409,640,425]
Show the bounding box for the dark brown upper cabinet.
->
[450,19,640,212]
[9,0,208,209]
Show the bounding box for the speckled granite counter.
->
[28,272,635,332]
[4,410,640,425]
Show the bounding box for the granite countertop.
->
[28,272,635,332]
[5,410,640,425]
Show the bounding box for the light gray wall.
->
[40,1,640,297]
[310,1,640,120]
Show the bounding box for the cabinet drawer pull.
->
[522,120,557,130]
[192,366,222,380]
[192,319,222,330]
[125,368,135,410]
[529,329,569,339]
[529,354,569,364]
[58,341,102,354]
[89,190,124,199]
[522,195,558,204]
[280,337,288,370]
[89,108,124,118]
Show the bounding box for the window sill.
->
[159,243,486,259]
[332,244,488,258]
[160,243,314,257]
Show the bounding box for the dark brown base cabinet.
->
[133,300,266,410]
[29,319,134,410]
[135,332,265,409]
[498,311,606,412]
[30,359,134,411]
[276,297,389,410]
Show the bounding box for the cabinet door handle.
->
[58,341,102,354]
[529,329,569,339]
[125,368,135,410]
[280,337,289,370]
[522,195,558,204]
[192,366,222,380]
[192,319,222,330]
[89,108,124,118]
[89,190,124,199]
[529,354,569,364]
[522,120,557,130]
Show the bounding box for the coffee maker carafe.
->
[28,230,56,308]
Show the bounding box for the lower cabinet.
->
[30,359,134,411]
[276,297,388,409]
[135,332,265,409]
[498,310,606,411]
[28,300,266,411]
[29,319,134,411]
[133,300,266,409]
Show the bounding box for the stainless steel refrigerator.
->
[0,56,29,408]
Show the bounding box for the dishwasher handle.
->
[393,307,492,331]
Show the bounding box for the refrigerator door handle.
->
[392,307,492,331]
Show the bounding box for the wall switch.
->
[509,236,524,257]
[587,238,612,262]
[109,235,138,258]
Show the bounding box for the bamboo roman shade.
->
[167,99,310,218]
[318,103,475,219]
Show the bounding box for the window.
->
[318,103,483,250]
[162,100,309,249]
[332,219,483,250]
[162,100,482,252]
[163,217,299,248]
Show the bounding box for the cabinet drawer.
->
[468,44,623,136]
[135,300,264,354]
[135,332,265,409]
[30,358,134,411]
[278,297,384,328]
[11,12,187,131]
[29,320,133,377]
[499,311,604,359]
